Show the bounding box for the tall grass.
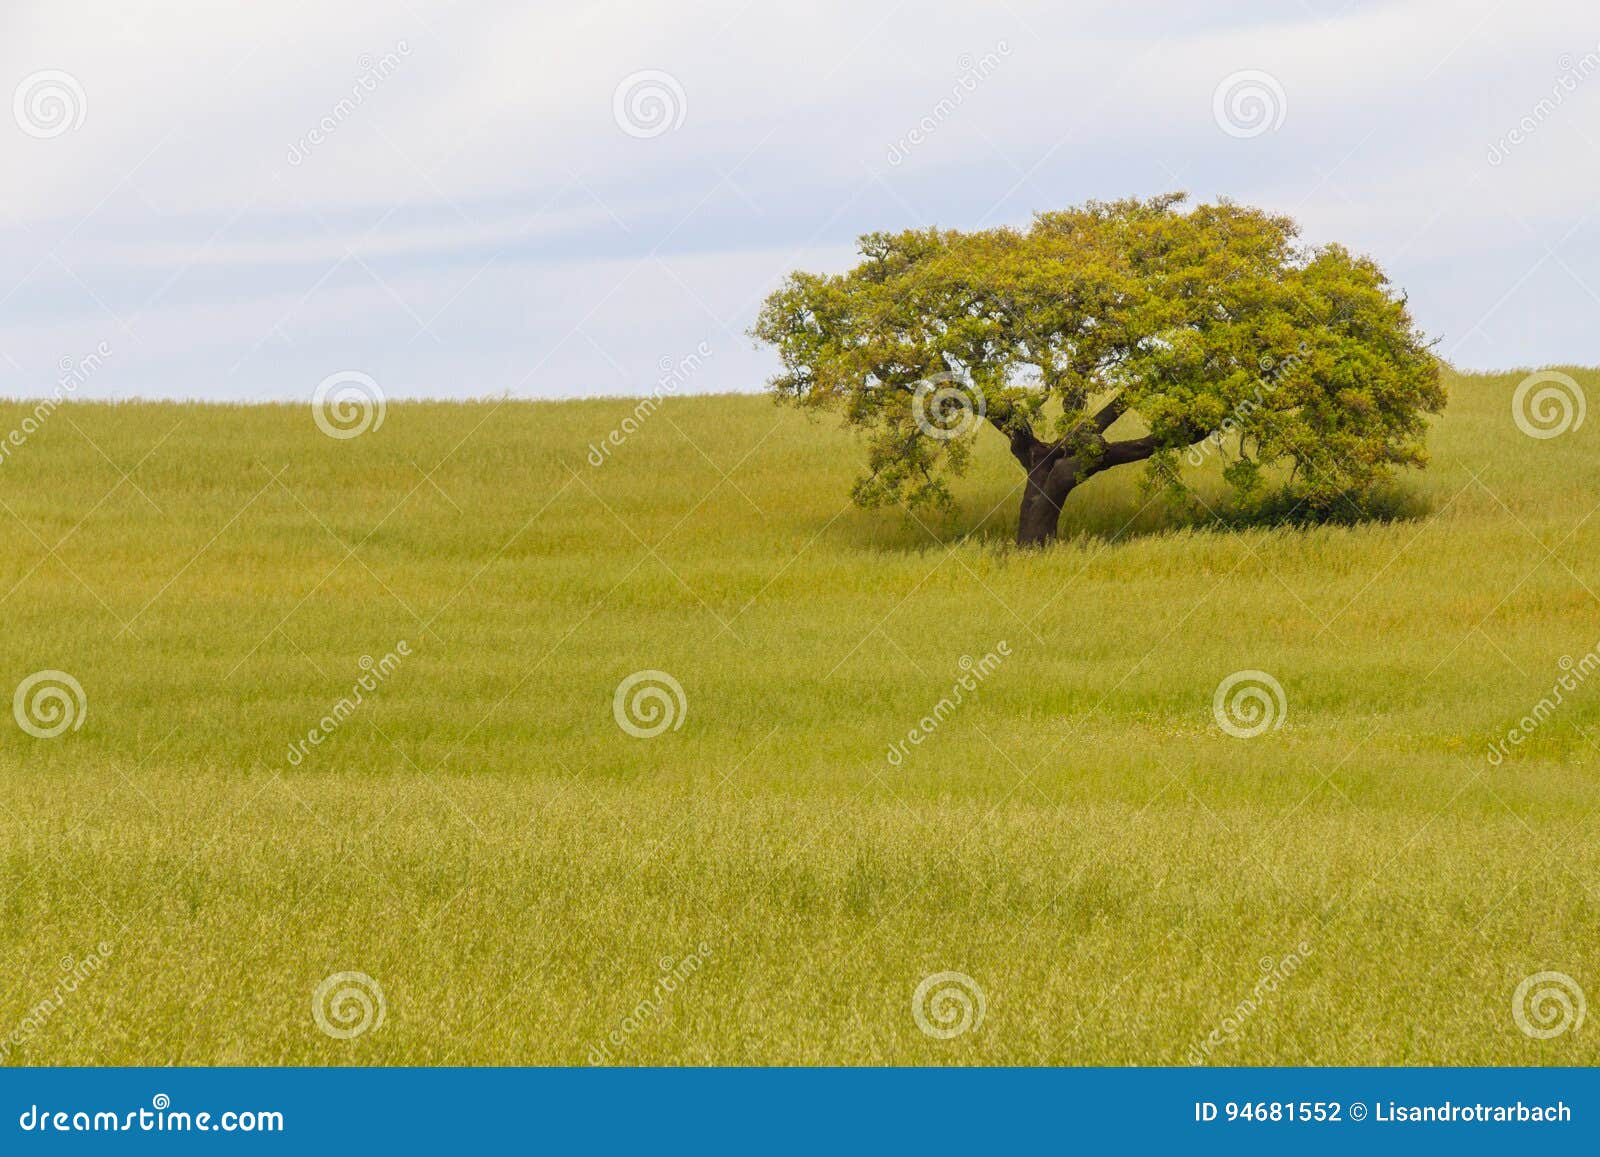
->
[0,366,1596,1064]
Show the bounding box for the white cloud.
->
[1,0,1595,398]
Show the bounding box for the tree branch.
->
[986,411,1045,470]
[1076,422,1212,482]
[1090,393,1127,433]
[1096,433,1160,470]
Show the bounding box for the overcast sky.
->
[2,0,1596,401]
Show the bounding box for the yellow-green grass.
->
[2,367,1598,1065]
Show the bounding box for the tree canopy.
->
[753,194,1444,546]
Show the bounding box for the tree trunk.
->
[999,399,1176,548]
[1016,456,1079,547]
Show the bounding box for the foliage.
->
[753,194,1444,524]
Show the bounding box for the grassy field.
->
[2,365,1598,1065]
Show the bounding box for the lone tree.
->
[753,194,1443,546]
